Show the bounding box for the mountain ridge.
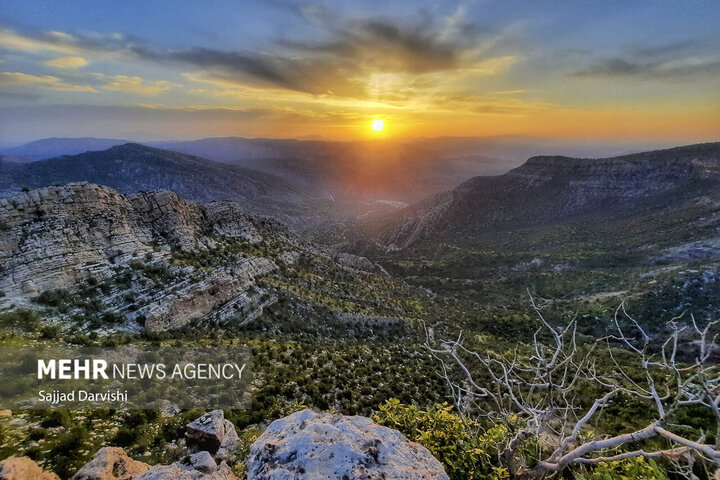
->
[0,143,320,228]
[377,142,720,249]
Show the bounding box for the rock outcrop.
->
[247,409,449,480]
[0,183,275,297]
[186,410,239,462]
[0,457,59,480]
[0,183,310,331]
[0,182,403,333]
[70,447,151,480]
[379,142,720,249]
[140,261,275,332]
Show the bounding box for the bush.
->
[39,325,62,339]
[0,309,42,332]
[41,409,72,428]
[373,399,510,480]
[36,289,72,308]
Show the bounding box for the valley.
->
[0,140,719,479]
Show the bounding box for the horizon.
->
[3,134,707,163]
[1,1,719,144]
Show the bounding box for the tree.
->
[427,295,720,479]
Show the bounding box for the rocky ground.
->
[0,409,449,480]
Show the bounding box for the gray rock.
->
[247,409,449,480]
[70,447,150,480]
[186,410,239,461]
[134,457,237,480]
[189,452,217,474]
[0,457,59,480]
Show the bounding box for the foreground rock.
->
[247,409,449,480]
[71,447,150,480]
[0,457,59,480]
[186,410,239,461]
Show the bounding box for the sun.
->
[370,119,385,132]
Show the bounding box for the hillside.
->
[0,143,320,227]
[378,142,720,249]
[0,182,455,336]
[359,142,720,333]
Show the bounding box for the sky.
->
[0,0,719,143]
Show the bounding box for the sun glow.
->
[371,119,385,132]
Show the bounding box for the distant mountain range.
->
[378,142,720,249]
[0,143,319,227]
[3,136,674,203]
[2,137,130,161]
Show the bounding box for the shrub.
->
[39,324,62,339]
[36,289,72,308]
[41,409,72,428]
[0,309,42,331]
[373,398,510,480]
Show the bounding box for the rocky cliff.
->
[0,182,389,333]
[0,183,275,296]
[378,142,720,249]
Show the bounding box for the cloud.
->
[100,75,181,95]
[0,28,78,54]
[45,56,88,69]
[0,11,517,104]
[0,72,96,92]
[573,41,720,80]
[128,13,516,98]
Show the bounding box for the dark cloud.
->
[573,40,720,80]
[277,18,462,73]
[1,11,510,99]
[574,57,720,80]
[121,14,505,96]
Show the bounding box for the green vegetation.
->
[374,399,513,480]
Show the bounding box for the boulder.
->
[0,457,59,480]
[71,447,151,480]
[247,409,449,480]
[187,452,216,474]
[186,410,239,461]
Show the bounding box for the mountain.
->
[5,136,673,205]
[377,142,720,249]
[0,182,433,335]
[0,143,320,227]
[153,136,515,202]
[154,136,676,203]
[1,137,129,161]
